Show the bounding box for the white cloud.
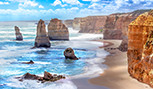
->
[62,0,83,5]
[0,1,9,5]
[8,0,29,3]
[88,3,103,9]
[19,1,38,7]
[51,0,67,7]
[52,0,62,6]
[39,5,44,8]
[82,0,100,2]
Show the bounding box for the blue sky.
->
[0,0,152,21]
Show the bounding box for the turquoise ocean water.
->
[0,21,108,89]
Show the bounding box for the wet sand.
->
[89,40,152,89]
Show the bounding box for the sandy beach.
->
[89,40,152,89]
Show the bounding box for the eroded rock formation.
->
[127,10,153,87]
[14,26,23,41]
[48,18,69,40]
[64,48,78,60]
[34,19,51,48]
[17,71,66,83]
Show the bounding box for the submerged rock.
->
[64,48,78,60]
[17,71,65,83]
[14,26,23,41]
[127,10,153,87]
[48,18,69,40]
[22,60,34,64]
[22,73,40,80]
[34,19,51,48]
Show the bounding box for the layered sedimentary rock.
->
[103,29,123,39]
[103,10,151,39]
[64,48,78,60]
[48,18,69,40]
[79,16,107,33]
[64,20,73,28]
[127,10,153,87]
[14,26,23,41]
[76,10,150,37]
[34,19,50,48]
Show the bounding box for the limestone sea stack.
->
[34,19,51,48]
[127,10,153,87]
[14,26,23,41]
[64,48,78,60]
[48,18,69,40]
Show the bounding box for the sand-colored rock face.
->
[14,26,23,40]
[48,18,69,40]
[35,19,50,48]
[79,16,107,33]
[64,20,73,28]
[127,10,153,87]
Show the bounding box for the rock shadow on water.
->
[64,59,75,64]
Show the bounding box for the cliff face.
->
[74,10,150,40]
[35,19,50,48]
[79,16,107,33]
[64,20,73,28]
[127,10,153,87]
[48,18,69,40]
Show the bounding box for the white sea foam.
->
[7,78,77,89]
[69,28,79,33]
[0,31,35,34]
[55,41,104,50]
[0,59,17,65]
[71,49,109,79]
[70,33,103,41]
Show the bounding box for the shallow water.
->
[0,21,109,89]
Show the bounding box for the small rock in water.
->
[64,48,78,60]
[17,71,66,83]
[22,60,34,64]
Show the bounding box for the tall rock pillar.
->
[15,26,23,41]
[34,19,51,48]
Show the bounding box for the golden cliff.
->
[127,10,153,87]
